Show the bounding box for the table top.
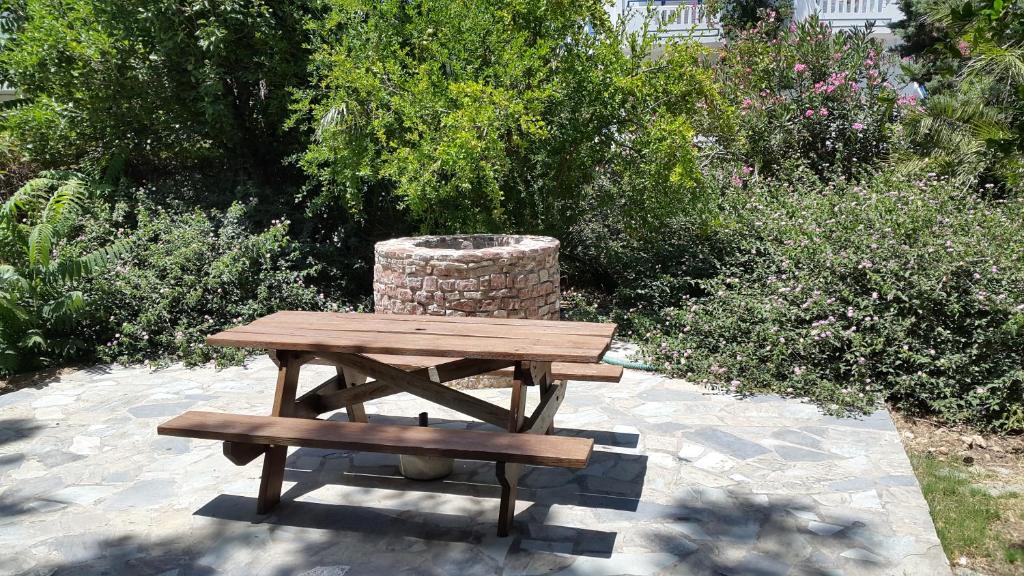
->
[207,311,616,363]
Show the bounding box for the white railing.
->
[611,0,904,43]
[618,0,722,41]
[796,0,904,31]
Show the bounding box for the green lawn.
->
[910,453,1024,574]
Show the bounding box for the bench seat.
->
[159,409,592,535]
[158,410,593,468]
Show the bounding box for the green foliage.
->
[708,0,794,33]
[0,0,310,178]
[0,172,123,374]
[910,452,1024,569]
[635,169,1024,432]
[716,14,907,178]
[896,0,1024,194]
[85,198,331,367]
[295,0,726,235]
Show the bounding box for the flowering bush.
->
[716,13,914,177]
[82,199,333,367]
[636,169,1024,431]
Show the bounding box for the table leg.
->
[337,366,369,423]
[497,361,530,536]
[257,350,301,514]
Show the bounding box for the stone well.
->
[373,234,560,319]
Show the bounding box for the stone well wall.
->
[373,235,560,319]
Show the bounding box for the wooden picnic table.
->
[158,311,620,536]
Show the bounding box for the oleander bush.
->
[717,13,910,178]
[634,169,1024,432]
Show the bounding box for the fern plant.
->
[0,172,124,375]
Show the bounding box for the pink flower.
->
[957,40,971,57]
[742,165,753,175]
[731,174,743,187]
[852,122,865,131]
[741,97,753,108]
[819,107,829,117]
[805,109,815,118]
[794,63,808,73]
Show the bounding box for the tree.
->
[294,0,728,236]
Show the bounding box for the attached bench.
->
[158,410,593,534]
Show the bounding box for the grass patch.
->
[910,452,1024,574]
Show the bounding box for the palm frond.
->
[42,177,89,237]
[0,264,28,291]
[27,221,54,268]
[46,238,129,283]
[42,290,85,320]
[19,330,46,351]
[1,175,60,225]
[963,43,1024,90]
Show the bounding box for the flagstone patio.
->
[0,358,950,575]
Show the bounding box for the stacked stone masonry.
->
[373,235,560,319]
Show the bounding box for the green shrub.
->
[295,0,727,235]
[86,199,331,367]
[0,0,310,178]
[0,172,123,375]
[636,169,1024,432]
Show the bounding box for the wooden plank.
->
[212,325,610,360]
[496,461,522,537]
[292,375,341,418]
[258,351,301,514]
[239,323,609,349]
[208,329,608,364]
[319,352,511,427]
[508,363,530,432]
[315,380,398,413]
[223,441,266,466]
[158,411,593,468]
[251,313,615,340]
[264,310,615,337]
[522,382,566,434]
[338,366,368,423]
[314,355,623,382]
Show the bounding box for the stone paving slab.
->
[0,359,950,575]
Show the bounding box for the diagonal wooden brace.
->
[314,352,513,427]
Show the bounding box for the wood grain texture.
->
[333,354,623,382]
[258,351,301,514]
[319,352,512,427]
[265,310,614,336]
[222,441,266,466]
[158,411,593,468]
[338,366,369,423]
[523,382,565,435]
[207,312,615,363]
